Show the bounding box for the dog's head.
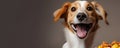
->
[53,1,109,39]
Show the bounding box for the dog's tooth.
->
[72,25,76,30]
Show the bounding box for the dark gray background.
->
[1,0,120,48]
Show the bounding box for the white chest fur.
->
[62,28,85,48]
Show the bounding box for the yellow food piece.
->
[97,41,120,48]
[98,45,101,48]
[118,47,120,48]
[111,44,119,48]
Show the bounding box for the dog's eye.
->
[71,7,76,12]
[87,6,93,11]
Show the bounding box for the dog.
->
[53,0,109,48]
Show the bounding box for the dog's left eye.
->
[87,6,93,11]
[71,7,76,12]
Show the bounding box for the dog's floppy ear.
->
[91,1,109,25]
[53,2,71,22]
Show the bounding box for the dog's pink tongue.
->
[76,25,87,38]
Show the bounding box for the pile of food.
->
[98,41,120,48]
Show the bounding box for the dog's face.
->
[53,1,109,39]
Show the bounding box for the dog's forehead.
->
[73,1,89,7]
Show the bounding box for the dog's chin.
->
[71,23,93,39]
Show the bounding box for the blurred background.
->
[1,0,120,48]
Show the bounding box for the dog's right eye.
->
[71,7,76,12]
[87,6,93,11]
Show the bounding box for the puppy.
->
[53,0,109,48]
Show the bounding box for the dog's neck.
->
[64,28,85,48]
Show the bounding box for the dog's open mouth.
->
[71,23,93,39]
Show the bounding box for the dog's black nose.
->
[77,13,87,21]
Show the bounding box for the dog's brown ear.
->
[53,2,71,22]
[91,1,109,25]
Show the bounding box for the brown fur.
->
[91,1,109,25]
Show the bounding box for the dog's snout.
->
[77,13,87,21]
